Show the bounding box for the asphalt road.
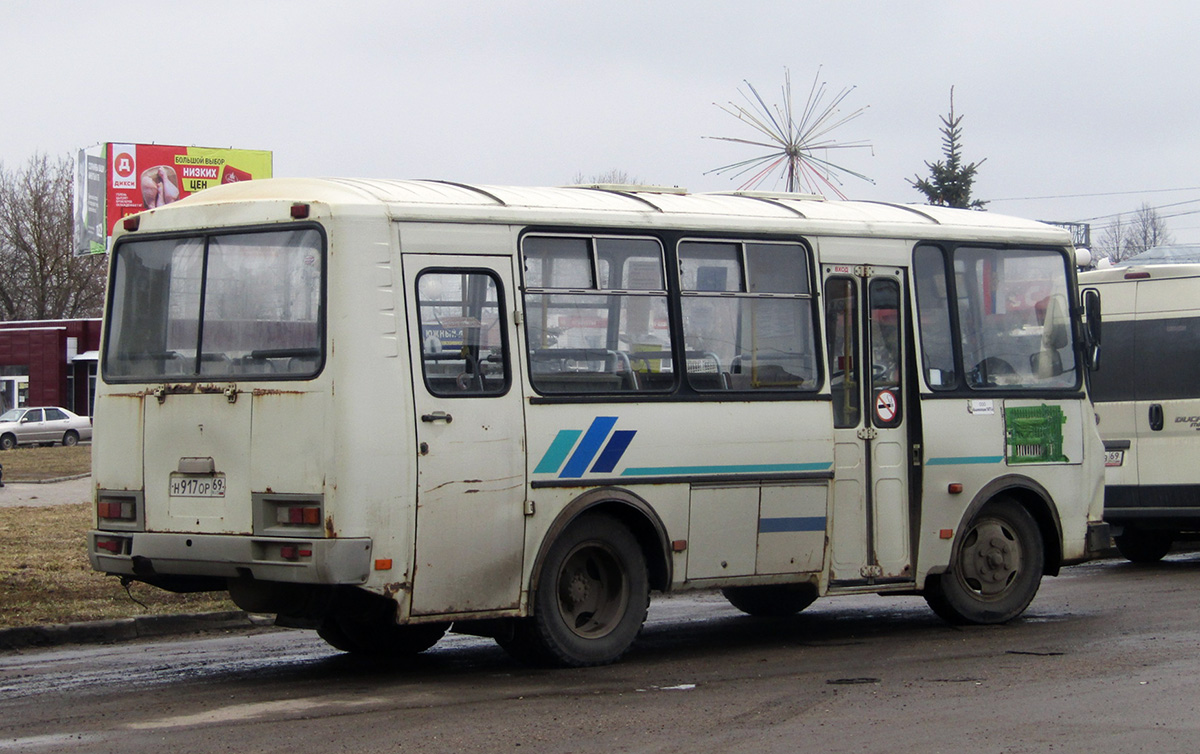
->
[3,553,1200,753]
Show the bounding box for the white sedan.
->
[0,407,92,450]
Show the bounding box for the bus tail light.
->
[98,500,137,521]
[95,491,143,531]
[277,506,321,526]
[254,494,325,537]
[279,545,314,561]
[94,535,130,555]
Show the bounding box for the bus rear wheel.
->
[924,498,1044,625]
[320,618,449,657]
[721,584,818,617]
[500,513,648,667]
[1113,528,1173,563]
[317,589,449,657]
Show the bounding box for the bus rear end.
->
[88,205,371,621]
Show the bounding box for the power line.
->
[992,185,1200,202]
[1077,198,1200,223]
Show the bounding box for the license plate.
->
[169,473,227,498]
[1104,450,1125,467]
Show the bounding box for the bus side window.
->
[416,270,510,397]
[913,245,957,389]
[825,277,860,427]
[870,277,903,428]
[679,240,818,392]
[521,235,671,395]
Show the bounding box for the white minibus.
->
[1082,245,1200,561]
[89,179,1109,666]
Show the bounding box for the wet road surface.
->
[3,553,1199,753]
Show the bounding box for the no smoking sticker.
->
[875,389,898,423]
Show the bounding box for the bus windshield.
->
[914,245,1077,391]
[103,227,324,381]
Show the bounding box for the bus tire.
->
[721,584,817,617]
[320,589,448,657]
[1113,528,1173,563]
[502,513,649,667]
[332,616,449,657]
[316,615,361,653]
[923,498,1044,625]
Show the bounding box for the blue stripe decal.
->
[621,461,832,477]
[759,516,827,533]
[533,430,583,474]
[926,455,1005,466]
[590,430,637,474]
[559,417,619,478]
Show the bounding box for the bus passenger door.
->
[403,256,526,616]
[824,266,913,586]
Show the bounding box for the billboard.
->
[74,143,272,255]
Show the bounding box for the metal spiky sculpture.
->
[706,67,874,198]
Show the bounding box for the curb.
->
[0,611,275,652]
[2,473,91,485]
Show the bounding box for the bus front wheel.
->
[924,498,1044,625]
[500,513,649,667]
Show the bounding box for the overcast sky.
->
[6,1,1200,244]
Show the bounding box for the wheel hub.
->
[556,543,628,639]
[566,570,591,608]
[961,521,1021,595]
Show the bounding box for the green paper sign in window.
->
[1006,404,1068,463]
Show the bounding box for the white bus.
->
[89,179,1108,666]
[1081,245,1200,561]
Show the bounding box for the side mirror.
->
[1081,288,1101,370]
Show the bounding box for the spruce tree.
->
[909,88,987,209]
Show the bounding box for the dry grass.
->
[0,501,236,630]
[1,444,92,482]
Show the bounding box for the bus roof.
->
[139,177,1073,245]
[1080,262,1200,285]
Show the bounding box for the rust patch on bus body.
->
[325,515,336,538]
[382,582,409,598]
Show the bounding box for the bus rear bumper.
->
[88,531,373,586]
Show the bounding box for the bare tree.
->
[1130,202,1172,253]
[0,153,107,321]
[1097,203,1173,263]
[571,169,643,185]
[1096,215,1132,264]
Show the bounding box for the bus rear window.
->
[104,226,324,381]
